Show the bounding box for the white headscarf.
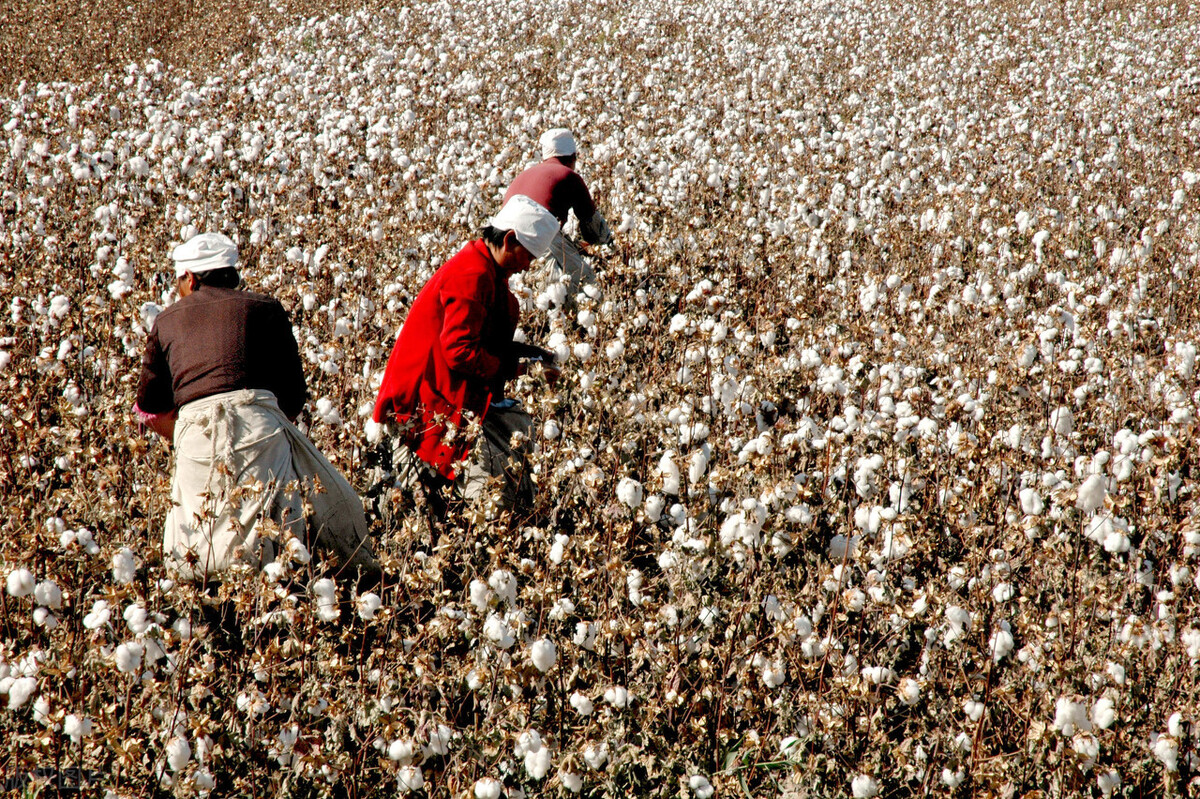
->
[489,195,559,259]
[540,128,577,160]
[171,233,239,277]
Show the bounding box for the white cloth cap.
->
[540,128,577,160]
[171,233,238,277]
[489,195,560,260]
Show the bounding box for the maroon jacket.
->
[373,240,518,479]
[137,286,307,419]
[505,159,604,241]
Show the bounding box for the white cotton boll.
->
[644,494,666,523]
[1092,698,1116,730]
[115,642,144,674]
[658,452,681,495]
[1019,488,1044,516]
[112,547,137,584]
[1050,406,1074,437]
[525,745,552,780]
[583,742,608,769]
[944,606,972,645]
[861,666,895,686]
[469,579,490,611]
[570,692,594,716]
[63,713,92,742]
[488,570,517,605]
[688,775,714,799]
[1154,735,1178,771]
[388,739,416,763]
[851,774,879,798]
[941,769,966,788]
[1168,712,1186,737]
[780,736,802,760]
[7,676,37,709]
[1097,769,1121,796]
[520,729,549,753]
[473,778,503,799]
[543,419,561,439]
[1103,529,1130,554]
[314,397,342,425]
[573,621,597,650]
[285,538,310,565]
[530,639,556,673]
[312,578,339,622]
[32,696,55,729]
[1077,474,1107,513]
[33,580,61,609]
[83,600,110,629]
[6,568,35,597]
[426,724,453,756]
[605,339,625,360]
[604,686,629,709]
[897,678,921,705]
[688,448,710,484]
[762,662,787,688]
[397,765,424,792]
[356,592,382,621]
[1184,629,1200,660]
[616,477,643,509]
[483,614,515,649]
[166,735,191,771]
[843,588,866,612]
[990,629,1015,663]
[627,570,644,605]
[992,583,1014,603]
[262,561,285,583]
[549,535,569,565]
[829,534,857,560]
[124,603,150,634]
[1053,697,1091,736]
[562,771,583,792]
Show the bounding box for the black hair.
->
[480,225,511,248]
[193,267,241,289]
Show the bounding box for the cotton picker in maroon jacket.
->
[373,195,560,487]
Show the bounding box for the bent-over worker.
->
[136,233,377,580]
[373,195,560,516]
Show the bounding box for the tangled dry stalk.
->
[2,0,1200,797]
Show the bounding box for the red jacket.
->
[373,240,518,479]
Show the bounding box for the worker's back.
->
[505,159,596,227]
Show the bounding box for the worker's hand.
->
[139,410,177,442]
[543,364,562,388]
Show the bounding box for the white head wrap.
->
[171,233,239,278]
[540,128,577,160]
[489,195,559,260]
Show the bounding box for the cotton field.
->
[3,0,1200,795]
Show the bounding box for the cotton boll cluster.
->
[515,729,552,780]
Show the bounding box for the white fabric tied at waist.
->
[167,389,377,580]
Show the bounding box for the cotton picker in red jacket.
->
[373,194,560,515]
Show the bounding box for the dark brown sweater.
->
[136,286,307,419]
